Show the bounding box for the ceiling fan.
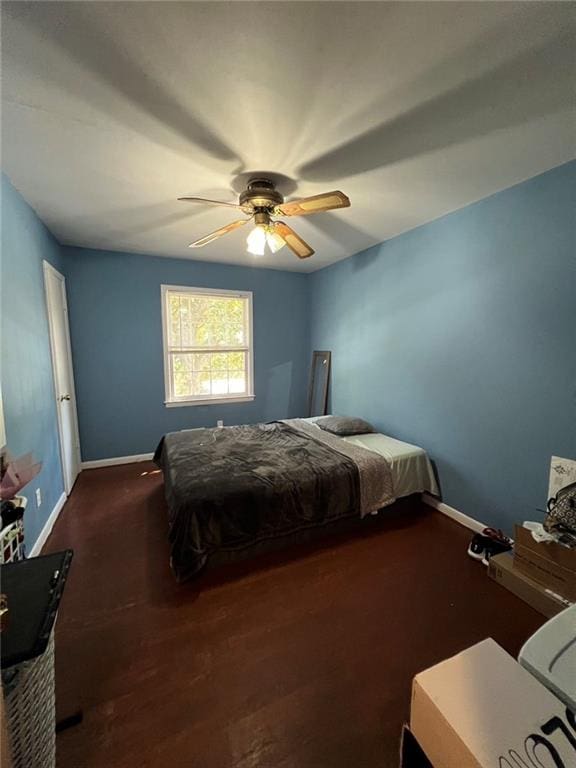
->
[178,178,350,259]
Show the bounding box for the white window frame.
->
[161,284,255,407]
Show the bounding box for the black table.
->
[1,550,73,670]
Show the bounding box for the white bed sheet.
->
[340,433,439,499]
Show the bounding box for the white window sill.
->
[165,395,255,408]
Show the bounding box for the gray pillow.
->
[316,415,375,436]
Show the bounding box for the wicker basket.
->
[2,630,55,768]
[0,496,27,564]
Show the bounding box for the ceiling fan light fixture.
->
[246,225,267,256]
[266,228,285,254]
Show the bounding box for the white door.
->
[44,262,81,494]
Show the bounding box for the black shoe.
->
[482,538,513,566]
[467,533,489,561]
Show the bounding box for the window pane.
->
[173,370,191,397]
[172,354,190,373]
[210,373,229,395]
[191,372,211,396]
[193,353,211,371]
[229,372,246,394]
[171,351,248,398]
[182,298,192,347]
[169,296,182,347]
[227,324,245,345]
[228,351,245,370]
[172,355,189,397]
[168,292,248,349]
[210,352,228,371]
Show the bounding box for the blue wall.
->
[1,176,65,547]
[63,248,310,461]
[3,161,574,547]
[309,162,576,533]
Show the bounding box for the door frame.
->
[43,260,81,494]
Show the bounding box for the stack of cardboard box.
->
[488,527,575,617]
[488,455,576,617]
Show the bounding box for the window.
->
[162,285,254,406]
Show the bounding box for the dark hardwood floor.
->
[45,463,543,768]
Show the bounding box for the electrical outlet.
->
[217,420,224,428]
[35,488,42,507]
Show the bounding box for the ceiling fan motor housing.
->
[239,178,284,211]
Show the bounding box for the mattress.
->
[341,433,439,499]
[305,420,438,500]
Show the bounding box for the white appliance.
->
[518,604,576,711]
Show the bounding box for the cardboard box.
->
[514,548,576,601]
[513,525,576,601]
[515,524,576,571]
[488,552,572,618]
[410,638,575,768]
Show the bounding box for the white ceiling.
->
[1,2,574,272]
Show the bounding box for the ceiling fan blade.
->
[272,222,314,259]
[178,196,247,211]
[188,218,250,248]
[275,191,350,217]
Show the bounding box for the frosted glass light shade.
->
[246,226,266,256]
[266,230,286,253]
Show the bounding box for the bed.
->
[154,418,439,581]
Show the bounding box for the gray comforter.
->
[154,419,394,581]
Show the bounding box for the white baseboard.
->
[422,493,486,534]
[29,492,67,557]
[81,452,154,470]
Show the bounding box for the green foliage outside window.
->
[168,293,249,398]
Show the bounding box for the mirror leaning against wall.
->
[308,351,331,417]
